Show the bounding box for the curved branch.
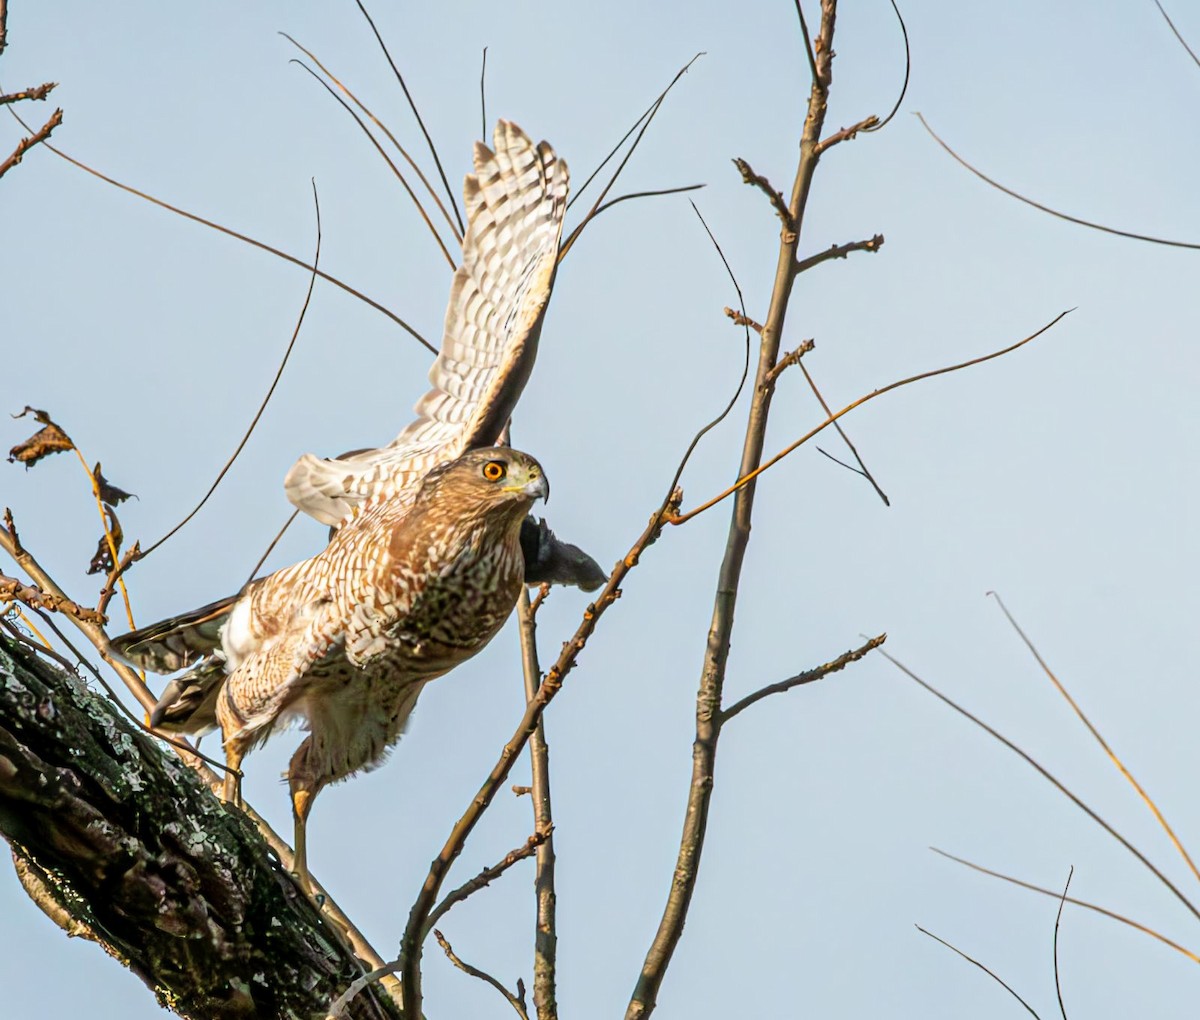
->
[917,113,1200,251]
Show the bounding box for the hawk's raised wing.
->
[284,120,569,526]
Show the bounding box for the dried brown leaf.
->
[92,462,136,505]
[87,505,124,576]
[8,407,75,467]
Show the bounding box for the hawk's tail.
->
[149,658,225,735]
[109,594,237,674]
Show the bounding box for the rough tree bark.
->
[0,633,399,1020]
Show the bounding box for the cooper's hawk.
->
[112,123,596,886]
[115,449,546,888]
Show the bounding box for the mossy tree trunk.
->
[0,635,399,1020]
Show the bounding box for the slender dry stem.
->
[916,926,1041,1018]
[916,112,1200,251]
[989,591,1200,886]
[517,588,559,1020]
[932,848,1200,964]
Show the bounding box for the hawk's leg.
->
[222,740,246,809]
[287,737,329,895]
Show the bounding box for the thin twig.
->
[794,234,883,274]
[917,112,1200,251]
[72,449,135,630]
[669,310,1071,525]
[425,828,550,937]
[881,649,1200,924]
[733,158,791,225]
[0,573,105,625]
[0,81,56,105]
[721,634,884,722]
[245,510,300,586]
[915,926,1042,1018]
[567,54,703,213]
[816,114,880,154]
[279,31,462,244]
[989,591,1200,886]
[4,106,434,349]
[798,360,890,504]
[352,0,464,235]
[517,589,558,1020]
[433,931,530,1020]
[0,106,61,180]
[139,184,323,560]
[560,55,703,260]
[1152,0,1200,71]
[1054,867,1072,1020]
[2,615,70,670]
[650,203,753,507]
[792,0,819,85]
[931,848,1200,965]
[281,39,458,265]
[480,46,488,141]
[591,183,704,220]
[864,0,910,132]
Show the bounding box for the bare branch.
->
[931,848,1200,965]
[915,926,1042,1018]
[517,590,558,1020]
[0,572,105,625]
[281,35,460,259]
[794,234,884,274]
[989,591,1200,886]
[591,183,704,221]
[567,54,703,214]
[425,828,550,936]
[0,81,55,104]
[352,0,465,235]
[763,338,811,386]
[816,114,879,154]
[245,509,301,585]
[733,157,791,225]
[864,0,910,132]
[433,931,530,1020]
[3,106,433,348]
[881,649,1200,924]
[720,633,884,722]
[724,307,763,334]
[917,112,1200,250]
[628,6,841,1017]
[139,183,323,560]
[1152,0,1200,71]
[480,46,488,141]
[671,309,1071,525]
[1054,868,1072,1020]
[792,0,819,85]
[798,361,890,505]
[0,106,61,180]
[560,54,702,260]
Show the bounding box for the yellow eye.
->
[482,460,507,482]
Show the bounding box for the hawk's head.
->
[417,448,549,520]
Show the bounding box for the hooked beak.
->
[524,473,549,503]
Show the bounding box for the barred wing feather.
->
[284,120,568,526]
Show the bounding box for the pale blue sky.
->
[2,2,1198,1017]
